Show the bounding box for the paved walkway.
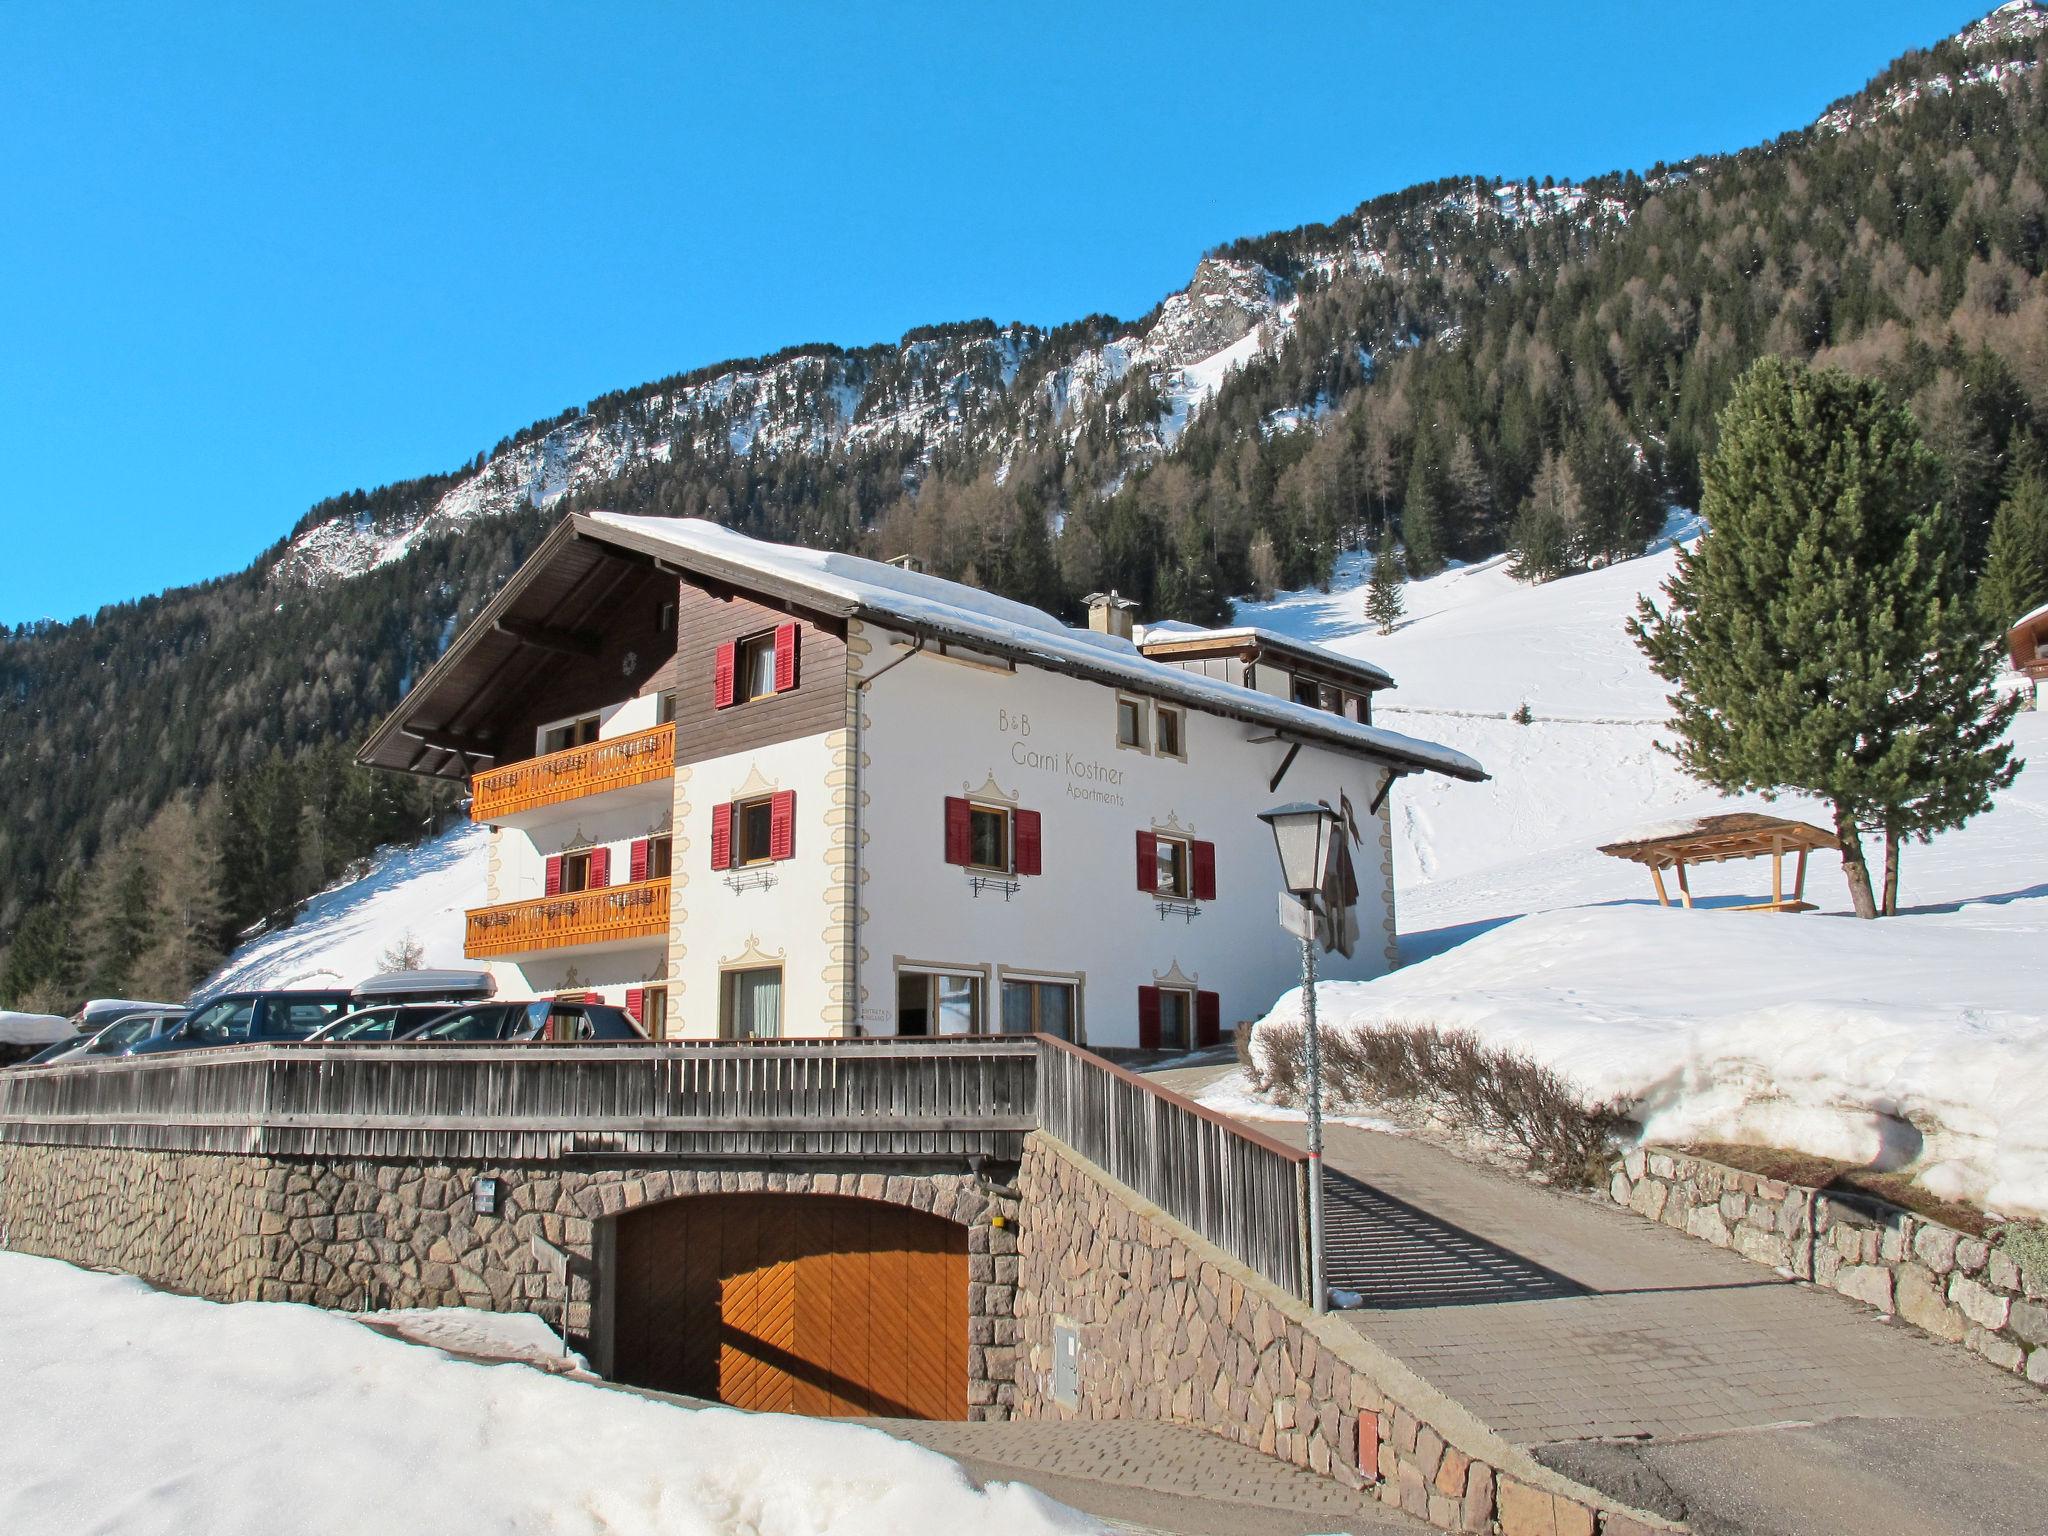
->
[583,1375,1422,1535]
[867,1417,1425,1535]
[1148,1062,2048,1534]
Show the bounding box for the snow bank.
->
[0,1252,1094,1536]
[205,824,488,995]
[1248,900,2048,1218]
[358,1305,590,1374]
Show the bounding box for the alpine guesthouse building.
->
[359,514,1484,1049]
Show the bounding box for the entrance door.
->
[612,1193,969,1419]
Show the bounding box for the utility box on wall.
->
[1052,1320,1079,1407]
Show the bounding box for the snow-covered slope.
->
[1229,532,2048,1216]
[1815,0,2047,134]
[0,1251,1093,1536]
[204,823,487,995]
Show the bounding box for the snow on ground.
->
[0,1252,1094,1536]
[1229,529,2048,1214]
[356,1305,591,1374]
[205,823,488,995]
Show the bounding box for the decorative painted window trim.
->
[1114,693,1150,753]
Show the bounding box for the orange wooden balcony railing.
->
[469,722,675,823]
[464,878,671,960]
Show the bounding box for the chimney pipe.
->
[1085,590,1139,642]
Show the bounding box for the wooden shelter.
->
[1597,813,1839,913]
[2008,601,2048,682]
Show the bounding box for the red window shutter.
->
[629,838,649,884]
[1136,830,1158,892]
[1013,809,1042,877]
[773,621,801,693]
[769,789,796,860]
[625,987,645,1023]
[589,846,611,888]
[544,855,563,896]
[943,796,971,866]
[1192,839,1217,902]
[1196,990,1221,1047]
[710,803,733,871]
[713,640,737,709]
[1137,986,1162,1051]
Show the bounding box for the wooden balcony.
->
[470,722,675,823]
[465,878,671,960]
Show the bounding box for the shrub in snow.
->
[1249,1016,1628,1187]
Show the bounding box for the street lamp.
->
[1258,801,1340,1314]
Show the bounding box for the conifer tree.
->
[1977,465,2048,631]
[1365,549,1406,635]
[1510,451,1583,582]
[1402,450,1447,576]
[1630,357,2020,918]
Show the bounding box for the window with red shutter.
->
[769,790,796,860]
[1013,809,1042,877]
[773,622,800,693]
[544,855,563,896]
[1135,830,1158,892]
[625,988,645,1023]
[710,803,733,871]
[1137,986,1162,1051]
[1196,990,1221,1047]
[712,640,738,709]
[629,838,649,884]
[943,797,972,866]
[589,846,611,888]
[1192,840,1217,901]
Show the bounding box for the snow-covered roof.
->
[1134,621,1397,690]
[584,514,1484,782]
[0,1011,72,1046]
[2013,598,2048,632]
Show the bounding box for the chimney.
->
[1085,590,1139,641]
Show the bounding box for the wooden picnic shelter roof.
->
[1597,813,1839,872]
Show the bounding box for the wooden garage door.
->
[613,1193,969,1419]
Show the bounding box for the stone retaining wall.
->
[0,1143,1020,1418]
[1609,1147,2048,1388]
[1015,1133,1675,1536]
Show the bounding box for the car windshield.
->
[182,998,257,1045]
[90,1019,152,1050]
[413,1007,510,1042]
[328,1008,398,1041]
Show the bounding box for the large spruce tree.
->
[1630,356,2020,918]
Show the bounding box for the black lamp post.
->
[1258,800,1339,1313]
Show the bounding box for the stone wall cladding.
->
[1014,1134,1675,1535]
[0,1144,273,1299]
[0,1145,1020,1419]
[1610,1147,2048,1389]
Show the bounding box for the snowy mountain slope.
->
[204,823,487,995]
[268,174,1634,591]
[1814,0,2046,134]
[1228,535,2048,1216]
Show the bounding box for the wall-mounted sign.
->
[473,1176,501,1216]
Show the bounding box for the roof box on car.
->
[351,969,496,1004]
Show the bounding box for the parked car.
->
[349,969,495,1007]
[20,1031,98,1067]
[306,1003,467,1044]
[69,998,183,1034]
[402,999,646,1044]
[70,1009,188,1059]
[125,990,355,1056]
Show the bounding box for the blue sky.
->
[0,2,1994,625]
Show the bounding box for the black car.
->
[305,1003,466,1044]
[125,990,355,1056]
[73,1009,188,1059]
[402,999,646,1044]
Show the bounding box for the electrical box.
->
[1052,1322,1079,1407]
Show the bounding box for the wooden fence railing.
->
[469,722,676,823]
[0,1035,1313,1302]
[1034,1036,1312,1302]
[465,879,670,959]
[0,1038,1040,1162]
